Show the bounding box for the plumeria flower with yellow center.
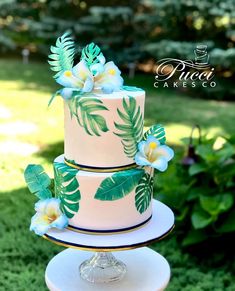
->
[56,60,95,99]
[94,61,123,93]
[135,136,174,172]
[56,58,123,98]
[30,198,68,236]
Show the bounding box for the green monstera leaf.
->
[81,42,103,68]
[54,163,81,219]
[114,96,143,158]
[143,124,166,144]
[48,32,75,79]
[24,164,52,200]
[95,168,144,201]
[135,173,154,214]
[76,97,109,136]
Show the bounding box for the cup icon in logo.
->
[194,44,209,65]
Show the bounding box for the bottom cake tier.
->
[54,155,154,233]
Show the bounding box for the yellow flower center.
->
[149,142,157,150]
[146,142,158,162]
[64,71,72,77]
[108,68,116,75]
[43,213,58,223]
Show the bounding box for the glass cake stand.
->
[43,199,174,288]
[79,251,127,283]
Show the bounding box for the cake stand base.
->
[45,247,170,291]
[79,252,127,283]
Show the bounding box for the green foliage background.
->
[157,135,235,246]
[0,0,235,99]
[0,59,235,290]
[0,0,235,289]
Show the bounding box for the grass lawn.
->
[0,59,235,290]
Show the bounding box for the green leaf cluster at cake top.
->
[48,32,124,102]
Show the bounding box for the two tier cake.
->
[24,33,174,236]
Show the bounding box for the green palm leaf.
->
[48,32,75,78]
[66,92,84,119]
[135,173,154,214]
[24,164,52,200]
[143,124,166,144]
[95,169,144,201]
[54,163,81,219]
[76,97,109,136]
[48,89,62,107]
[81,42,102,68]
[114,96,143,158]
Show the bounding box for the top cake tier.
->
[47,33,146,170]
[64,89,145,170]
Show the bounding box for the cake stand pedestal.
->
[44,200,174,291]
[45,247,170,291]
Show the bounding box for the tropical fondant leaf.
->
[48,32,75,78]
[122,86,143,91]
[48,89,62,107]
[95,168,144,201]
[143,124,166,144]
[54,163,80,219]
[114,96,143,158]
[76,97,109,136]
[135,173,154,214]
[24,164,52,200]
[81,42,102,68]
[67,92,84,119]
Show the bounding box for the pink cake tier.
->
[54,155,153,233]
[64,89,145,170]
[25,34,175,239]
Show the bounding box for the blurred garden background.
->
[0,0,235,290]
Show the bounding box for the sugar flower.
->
[94,61,123,93]
[56,60,94,98]
[56,57,123,99]
[135,136,174,172]
[30,198,68,236]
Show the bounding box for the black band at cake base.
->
[67,215,152,235]
[64,157,137,173]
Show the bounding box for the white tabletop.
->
[45,247,170,291]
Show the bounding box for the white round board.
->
[44,200,174,251]
[45,247,170,291]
